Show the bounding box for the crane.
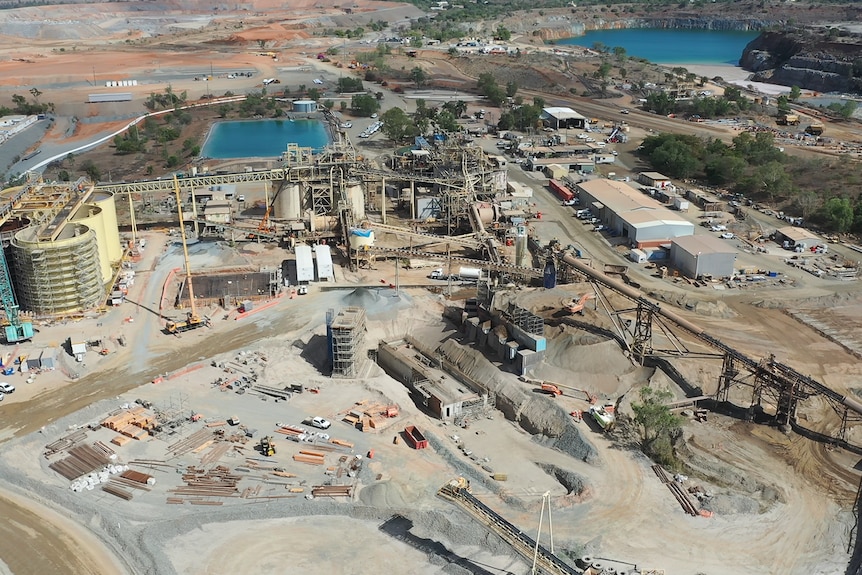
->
[165,176,207,334]
[249,177,287,240]
[0,247,32,343]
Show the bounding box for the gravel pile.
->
[437,339,599,465]
[536,463,588,495]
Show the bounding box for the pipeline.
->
[559,253,862,417]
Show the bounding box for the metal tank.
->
[71,204,111,284]
[292,100,316,113]
[90,191,123,263]
[345,181,365,220]
[10,223,105,315]
[274,183,302,219]
[348,228,374,250]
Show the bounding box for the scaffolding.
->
[327,306,366,378]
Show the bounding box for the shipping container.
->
[404,425,429,449]
[457,267,482,281]
[313,244,334,281]
[295,244,315,283]
[547,179,574,202]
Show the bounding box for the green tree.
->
[612,45,626,63]
[409,66,427,86]
[631,387,682,467]
[823,197,854,232]
[80,160,101,182]
[754,161,791,202]
[57,170,70,181]
[218,104,231,118]
[776,95,790,114]
[494,25,511,41]
[165,155,180,168]
[182,138,195,152]
[380,107,417,142]
[789,85,801,102]
[505,81,518,98]
[336,77,364,93]
[435,109,459,133]
[351,93,380,117]
[307,87,322,102]
[650,138,702,178]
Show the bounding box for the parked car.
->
[236,195,246,202]
[310,416,331,429]
[0,382,14,394]
[719,232,735,239]
[620,109,630,114]
[562,199,579,206]
[297,285,308,295]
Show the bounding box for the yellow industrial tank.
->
[274,183,301,219]
[90,191,122,263]
[10,223,104,315]
[71,204,111,284]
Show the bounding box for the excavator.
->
[563,293,595,315]
[521,377,598,404]
[166,176,208,334]
[259,436,276,457]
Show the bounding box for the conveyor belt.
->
[438,483,582,575]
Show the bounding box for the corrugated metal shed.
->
[314,244,334,281]
[295,245,315,283]
[88,93,133,103]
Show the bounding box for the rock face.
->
[740,30,862,94]
[534,17,778,42]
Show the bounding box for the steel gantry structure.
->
[559,252,862,447]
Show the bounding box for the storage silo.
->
[274,183,302,219]
[348,228,374,251]
[90,191,122,263]
[70,204,111,283]
[345,181,365,220]
[292,100,316,113]
[11,223,105,315]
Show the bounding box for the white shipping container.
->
[295,245,315,283]
[313,244,334,281]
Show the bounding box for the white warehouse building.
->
[670,234,738,279]
[576,179,695,248]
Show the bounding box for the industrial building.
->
[540,107,588,130]
[576,179,694,248]
[670,234,738,279]
[377,336,493,422]
[0,180,123,316]
[774,226,821,250]
[638,172,673,189]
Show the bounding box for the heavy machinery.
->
[166,176,208,334]
[540,383,563,396]
[522,377,597,404]
[0,246,33,343]
[259,435,276,456]
[563,293,595,315]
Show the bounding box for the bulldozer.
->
[259,436,276,457]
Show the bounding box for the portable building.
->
[295,244,315,283]
[314,244,334,281]
[87,93,133,103]
[629,249,648,263]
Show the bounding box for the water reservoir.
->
[292,100,317,113]
[201,119,329,159]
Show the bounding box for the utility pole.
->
[92,66,96,87]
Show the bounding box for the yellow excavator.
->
[166,175,208,334]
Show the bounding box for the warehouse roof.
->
[542,107,587,120]
[578,179,652,213]
[622,209,690,227]
[673,234,737,255]
[777,226,820,243]
[640,171,671,181]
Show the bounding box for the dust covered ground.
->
[0,234,859,574]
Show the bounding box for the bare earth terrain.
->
[0,2,862,575]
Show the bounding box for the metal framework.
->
[327,307,366,378]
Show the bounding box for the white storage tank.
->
[292,100,316,113]
[346,182,365,221]
[275,183,302,219]
[348,228,374,250]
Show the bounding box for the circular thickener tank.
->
[274,183,301,219]
[346,182,365,221]
[348,228,374,250]
[11,223,105,315]
[71,204,111,284]
[90,191,122,263]
[292,100,316,113]
[0,217,31,244]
